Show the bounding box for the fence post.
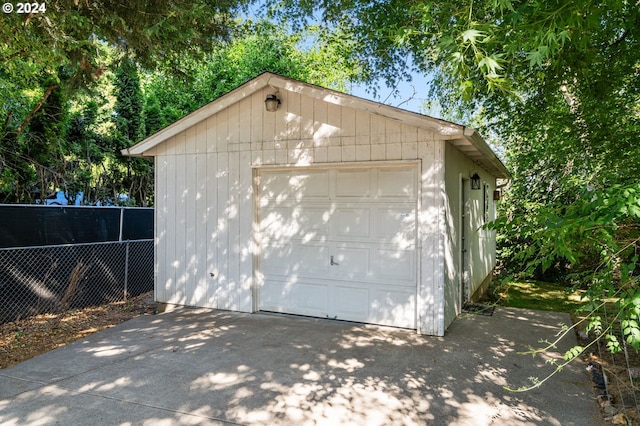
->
[124,241,130,301]
[118,207,124,242]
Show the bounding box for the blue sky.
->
[241,2,436,116]
[349,73,434,115]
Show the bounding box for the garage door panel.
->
[374,248,416,283]
[261,208,330,243]
[260,279,291,309]
[297,208,330,240]
[291,282,329,313]
[259,209,302,242]
[332,208,370,238]
[377,168,417,199]
[333,286,370,319]
[332,246,371,281]
[294,244,331,276]
[371,287,415,328]
[290,170,330,199]
[259,172,291,202]
[262,244,329,276]
[261,244,296,275]
[375,207,416,244]
[259,170,330,201]
[261,278,329,316]
[336,169,371,198]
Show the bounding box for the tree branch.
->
[14,84,58,137]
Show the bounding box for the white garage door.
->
[257,165,418,328]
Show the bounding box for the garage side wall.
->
[149,87,447,334]
[443,143,497,328]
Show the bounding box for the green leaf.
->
[564,345,584,361]
[478,55,503,73]
[461,29,486,44]
[606,334,621,354]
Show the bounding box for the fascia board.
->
[462,127,511,178]
[121,74,271,157]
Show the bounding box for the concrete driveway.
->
[1,306,601,425]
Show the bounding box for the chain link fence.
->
[584,304,640,423]
[0,240,153,324]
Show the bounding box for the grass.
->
[489,279,587,313]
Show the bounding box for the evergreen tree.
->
[113,58,144,147]
[109,57,152,206]
[143,94,166,137]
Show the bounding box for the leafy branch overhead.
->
[270,0,640,377]
[0,6,365,205]
[0,0,249,203]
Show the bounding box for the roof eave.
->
[122,73,273,157]
[459,128,510,179]
[121,72,511,180]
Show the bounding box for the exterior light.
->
[470,172,481,190]
[265,94,280,112]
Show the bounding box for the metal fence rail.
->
[0,240,153,324]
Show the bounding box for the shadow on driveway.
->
[1,307,601,425]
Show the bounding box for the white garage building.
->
[123,72,509,336]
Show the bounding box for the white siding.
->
[443,143,497,328]
[417,137,446,336]
[216,152,230,309]
[150,86,493,335]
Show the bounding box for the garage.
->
[257,165,418,328]
[122,72,510,336]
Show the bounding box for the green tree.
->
[0,0,247,202]
[144,20,365,123]
[113,58,144,146]
[108,57,152,206]
[270,0,640,367]
[66,100,105,202]
[144,94,166,138]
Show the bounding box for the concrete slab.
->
[0,307,602,425]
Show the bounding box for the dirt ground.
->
[0,292,156,369]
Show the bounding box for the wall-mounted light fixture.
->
[265,94,280,112]
[493,190,501,201]
[470,172,481,190]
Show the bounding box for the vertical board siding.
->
[250,91,263,144]
[195,152,208,306]
[416,139,445,336]
[151,88,482,335]
[175,152,187,305]
[206,153,219,308]
[155,156,167,302]
[286,91,301,140]
[238,150,253,312]
[185,125,196,154]
[164,155,177,304]
[195,121,207,154]
[216,152,230,309]
[228,151,241,311]
[185,153,198,305]
[206,115,217,153]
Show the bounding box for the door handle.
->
[330,255,339,266]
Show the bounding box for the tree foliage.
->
[272,0,640,357]
[144,21,366,124]
[0,0,247,203]
[0,9,363,204]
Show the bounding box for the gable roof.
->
[122,72,510,178]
